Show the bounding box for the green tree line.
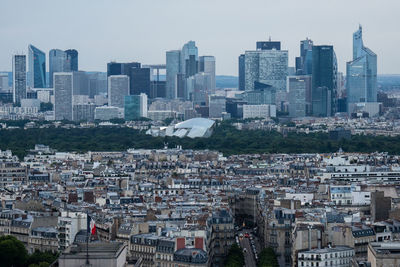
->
[1,122,400,159]
[224,244,244,267]
[0,235,58,267]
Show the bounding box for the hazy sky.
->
[1,0,399,75]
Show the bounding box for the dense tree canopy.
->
[0,236,58,267]
[257,247,279,267]
[26,250,58,267]
[0,235,28,267]
[224,244,244,267]
[1,122,400,159]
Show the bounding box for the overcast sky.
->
[1,0,399,75]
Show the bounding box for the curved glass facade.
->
[28,44,46,88]
[346,26,377,104]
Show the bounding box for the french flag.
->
[87,215,96,235]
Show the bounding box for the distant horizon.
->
[1,0,400,76]
[2,71,400,77]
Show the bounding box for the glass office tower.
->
[130,68,150,96]
[166,50,181,99]
[28,44,46,88]
[312,45,337,117]
[296,39,313,75]
[49,49,67,88]
[238,54,245,91]
[124,94,147,120]
[65,49,78,71]
[346,26,377,104]
[181,41,198,78]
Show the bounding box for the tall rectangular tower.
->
[49,49,67,88]
[130,68,150,96]
[199,56,216,92]
[181,41,198,77]
[238,54,245,91]
[54,72,73,121]
[12,55,27,104]
[166,50,181,99]
[312,45,337,117]
[288,76,307,118]
[108,75,130,108]
[296,39,313,75]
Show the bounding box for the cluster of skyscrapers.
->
[166,41,216,103]
[238,26,378,118]
[3,26,378,122]
[103,41,217,121]
[12,45,80,105]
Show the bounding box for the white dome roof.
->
[174,118,215,129]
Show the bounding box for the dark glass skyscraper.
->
[28,44,46,88]
[256,41,281,50]
[312,45,337,117]
[238,54,245,91]
[107,62,123,77]
[107,62,144,97]
[107,62,141,77]
[130,68,150,96]
[65,49,78,71]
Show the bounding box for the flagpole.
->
[86,210,89,265]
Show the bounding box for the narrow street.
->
[238,230,260,267]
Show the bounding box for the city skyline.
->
[0,0,399,75]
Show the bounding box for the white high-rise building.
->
[288,76,307,118]
[140,93,148,118]
[57,211,87,251]
[209,95,226,118]
[108,75,129,108]
[54,72,73,121]
[49,49,67,88]
[199,56,216,91]
[12,55,27,104]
